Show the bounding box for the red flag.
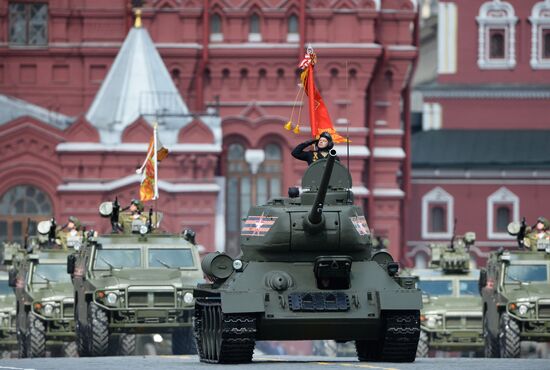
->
[299,51,348,143]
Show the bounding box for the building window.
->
[476,0,517,69]
[248,13,261,42]
[256,144,282,206]
[210,13,223,42]
[529,1,550,69]
[226,143,250,256]
[287,14,299,42]
[8,3,48,46]
[0,185,52,244]
[487,187,519,239]
[422,187,454,239]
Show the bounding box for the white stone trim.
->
[421,89,550,99]
[422,102,442,130]
[248,33,262,42]
[58,174,220,193]
[210,33,223,42]
[56,143,222,153]
[372,188,405,198]
[529,0,550,69]
[372,147,406,159]
[333,145,371,157]
[286,33,299,42]
[351,186,370,196]
[209,43,298,49]
[437,1,457,74]
[214,176,226,253]
[476,0,518,70]
[487,187,519,240]
[421,187,454,240]
[374,129,404,136]
[412,168,550,180]
[310,43,381,49]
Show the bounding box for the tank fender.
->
[221,292,265,314]
[378,290,422,310]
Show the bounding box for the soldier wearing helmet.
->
[524,216,550,251]
[119,199,147,233]
[56,216,83,249]
[291,131,340,165]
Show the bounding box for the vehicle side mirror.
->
[8,269,17,288]
[67,254,76,275]
[478,268,487,294]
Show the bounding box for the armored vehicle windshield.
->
[417,270,480,297]
[31,263,72,285]
[504,263,548,284]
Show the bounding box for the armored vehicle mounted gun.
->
[195,150,421,363]
[69,203,203,357]
[410,231,483,357]
[5,232,77,358]
[479,220,550,358]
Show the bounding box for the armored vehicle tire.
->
[116,334,136,356]
[416,330,429,358]
[356,310,420,363]
[498,314,520,358]
[88,302,109,356]
[172,327,196,355]
[25,312,46,358]
[194,298,257,363]
[62,341,79,357]
[1,350,11,359]
[483,314,499,358]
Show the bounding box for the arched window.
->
[496,206,511,232]
[226,143,251,256]
[210,13,223,42]
[430,206,446,233]
[529,0,550,69]
[256,144,282,206]
[476,0,517,69]
[0,185,53,244]
[287,14,299,42]
[249,13,261,42]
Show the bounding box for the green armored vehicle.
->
[6,237,77,358]
[479,220,550,358]
[410,232,483,357]
[0,269,17,358]
[195,151,421,363]
[69,207,203,357]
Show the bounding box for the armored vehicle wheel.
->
[118,334,136,356]
[1,350,12,359]
[416,330,429,358]
[378,310,420,362]
[172,327,196,355]
[483,313,499,358]
[88,302,109,356]
[194,298,257,363]
[62,341,79,357]
[355,340,381,361]
[25,312,46,358]
[498,314,520,358]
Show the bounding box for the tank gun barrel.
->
[308,149,337,226]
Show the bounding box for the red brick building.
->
[0,0,419,260]
[407,0,550,267]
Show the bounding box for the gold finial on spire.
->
[134,8,142,28]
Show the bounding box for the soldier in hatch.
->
[291,131,340,165]
[523,216,550,251]
[119,199,148,233]
[56,216,83,249]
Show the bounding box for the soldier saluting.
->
[119,199,147,233]
[291,131,340,165]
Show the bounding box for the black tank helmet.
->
[318,131,334,150]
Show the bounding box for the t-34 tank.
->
[194,150,421,363]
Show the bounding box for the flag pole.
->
[153,121,159,200]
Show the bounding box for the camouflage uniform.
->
[523,217,550,251]
[56,216,83,250]
[119,200,147,234]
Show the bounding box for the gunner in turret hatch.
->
[291,131,340,165]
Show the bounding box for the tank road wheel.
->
[88,302,109,356]
[118,334,136,356]
[416,329,429,358]
[498,314,520,358]
[62,341,79,357]
[376,310,420,363]
[25,312,46,358]
[194,298,257,363]
[355,340,381,361]
[172,327,196,355]
[483,313,499,358]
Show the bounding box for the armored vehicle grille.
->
[127,287,176,308]
[445,317,461,329]
[63,303,74,318]
[444,315,481,329]
[465,316,481,328]
[538,303,550,318]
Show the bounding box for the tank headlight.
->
[43,304,54,316]
[232,259,243,271]
[183,292,194,304]
[106,292,118,305]
[518,304,529,315]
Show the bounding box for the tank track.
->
[194,297,257,363]
[357,310,420,363]
[379,310,420,362]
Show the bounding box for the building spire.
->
[134,8,142,28]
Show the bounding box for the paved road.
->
[1,356,549,370]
